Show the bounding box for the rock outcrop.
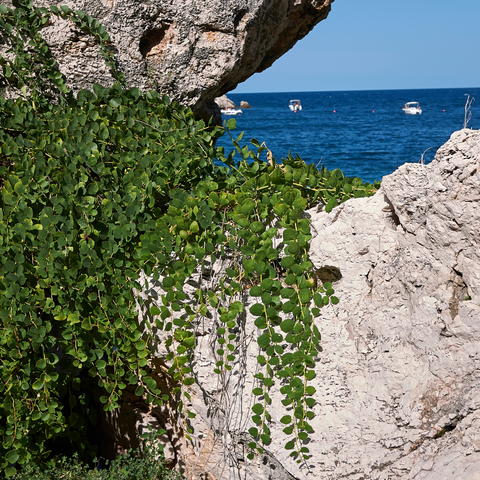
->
[300,128,480,479]
[5,0,334,120]
[128,129,480,479]
[214,94,237,110]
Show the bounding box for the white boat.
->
[221,108,242,115]
[402,102,422,115]
[289,99,302,112]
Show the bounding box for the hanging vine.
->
[0,1,379,476]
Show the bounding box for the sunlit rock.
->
[127,130,480,478]
[18,0,333,120]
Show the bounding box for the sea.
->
[215,88,480,184]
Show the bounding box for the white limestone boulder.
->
[179,129,480,479]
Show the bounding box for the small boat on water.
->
[221,108,242,115]
[289,99,302,112]
[402,102,422,115]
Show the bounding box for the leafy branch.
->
[0,2,379,477]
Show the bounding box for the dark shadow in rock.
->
[140,24,171,57]
[314,265,342,283]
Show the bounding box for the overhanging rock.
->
[12,0,334,120]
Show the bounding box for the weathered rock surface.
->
[184,129,480,479]
[214,94,237,110]
[240,100,252,108]
[116,129,480,479]
[6,0,333,119]
[300,128,480,479]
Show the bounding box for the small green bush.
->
[12,431,182,480]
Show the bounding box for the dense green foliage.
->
[0,1,379,477]
[10,430,182,480]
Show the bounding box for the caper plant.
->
[0,1,379,476]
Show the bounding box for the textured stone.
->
[15,0,333,120]
[298,128,480,478]
[134,129,480,479]
[214,94,237,109]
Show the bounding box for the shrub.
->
[0,1,380,476]
[11,431,182,479]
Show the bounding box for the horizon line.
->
[228,86,480,95]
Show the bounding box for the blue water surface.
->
[216,88,480,184]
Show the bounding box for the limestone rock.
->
[140,129,479,479]
[240,100,252,108]
[16,0,333,119]
[111,128,480,478]
[299,129,480,478]
[214,94,237,110]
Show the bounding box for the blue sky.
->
[232,0,480,93]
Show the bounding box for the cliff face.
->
[301,128,480,479]
[8,0,333,120]
[126,129,480,479]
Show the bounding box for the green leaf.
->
[109,97,122,108]
[261,278,274,291]
[282,301,295,314]
[285,440,295,450]
[32,380,44,391]
[249,303,264,316]
[281,256,295,268]
[280,318,295,333]
[250,221,264,233]
[273,203,288,216]
[286,241,299,255]
[280,415,292,424]
[255,261,266,274]
[190,220,199,233]
[67,313,80,324]
[250,286,262,296]
[257,332,270,348]
[325,197,338,213]
[6,450,19,464]
[285,274,296,285]
[261,434,271,444]
[241,245,255,256]
[5,466,17,477]
[81,317,92,330]
[251,403,263,415]
[305,386,316,395]
[243,258,256,273]
[283,228,298,241]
